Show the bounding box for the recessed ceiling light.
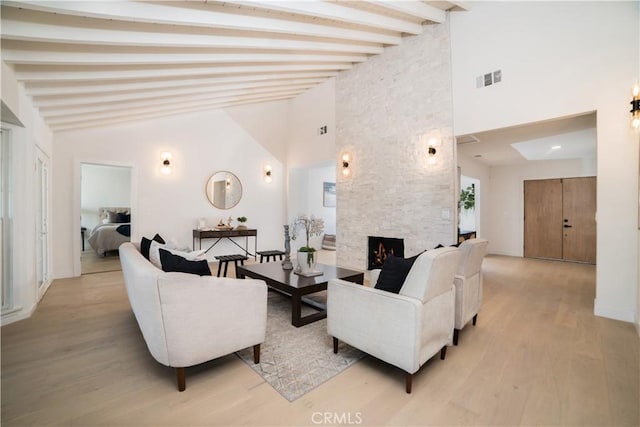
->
[551,145,561,150]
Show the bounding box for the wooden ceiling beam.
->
[218,0,423,34]
[3,1,401,45]
[0,15,383,54]
[25,71,340,96]
[366,1,446,22]
[46,90,306,125]
[1,46,368,66]
[13,63,353,82]
[34,78,327,109]
[50,96,295,132]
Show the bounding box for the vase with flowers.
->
[291,214,325,273]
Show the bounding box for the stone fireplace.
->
[368,236,404,270]
[334,20,455,272]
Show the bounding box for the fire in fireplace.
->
[368,236,404,270]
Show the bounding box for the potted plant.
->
[236,216,248,230]
[291,214,325,273]
[459,185,475,211]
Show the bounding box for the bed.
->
[87,207,131,256]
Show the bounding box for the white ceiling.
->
[0,0,465,132]
[456,112,597,167]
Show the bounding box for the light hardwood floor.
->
[2,255,638,426]
[81,249,122,275]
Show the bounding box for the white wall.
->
[81,164,132,231]
[1,62,53,325]
[52,102,288,278]
[451,1,639,323]
[287,79,338,251]
[288,79,336,168]
[225,100,290,164]
[489,159,595,257]
[288,162,336,251]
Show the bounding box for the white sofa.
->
[327,246,460,393]
[119,242,267,391]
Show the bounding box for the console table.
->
[192,229,257,259]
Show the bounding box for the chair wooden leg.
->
[223,262,229,277]
[333,337,339,354]
[405,372,413,394]
[253,344,261,364]
[472,314,478,326]
[440,345,447,360]
[176,367,186,392]
[216,262,222,277]
[453,328,460,346]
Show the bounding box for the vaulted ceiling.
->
[0,1,466,132]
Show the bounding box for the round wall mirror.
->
[205,171,242,209]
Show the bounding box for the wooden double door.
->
[524,177,596,264]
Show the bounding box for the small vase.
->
[235,224,247,230]
[297,250,316,273]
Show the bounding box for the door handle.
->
[563,224,572,228]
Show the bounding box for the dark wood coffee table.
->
[236,262,364,327]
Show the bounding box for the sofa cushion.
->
[149,240,206,269]
[159,248,212,276]
[374,254,419,294]
[141,234,166,260]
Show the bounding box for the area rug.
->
[236,291,364,401]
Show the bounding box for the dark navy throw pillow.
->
[374,253,420,294]
[159,248,211,276]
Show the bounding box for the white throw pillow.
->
[168,248,207,261]
[149,240,166,269]
[149,240,207,269]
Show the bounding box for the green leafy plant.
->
[459,185,475,211]
[237,216,247,223]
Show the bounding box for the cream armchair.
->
[119,242,267,391]
[453,238,488,345]
[327,246,460,393]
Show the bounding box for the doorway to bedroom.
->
[81,163,132,275]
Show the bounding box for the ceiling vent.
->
[456,134,480,145]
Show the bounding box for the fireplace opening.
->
[368,236,404,270]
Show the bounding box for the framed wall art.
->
[323,182,336,207]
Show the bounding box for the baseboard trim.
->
[594,298,636,323]
[1,303,36,326]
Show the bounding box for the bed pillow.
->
[159,249,212,276]
[116,212,131,223]
[116,224,130,237]
[374,253,420,294]
[140,234,166,260]
[106,210,120,223]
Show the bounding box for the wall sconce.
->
[160,151,172,175]
[631,84,640,129]
[341,152,351,177]
[425,136,441,165]
[264,165,273,183]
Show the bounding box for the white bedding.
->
[88,222,131,256]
